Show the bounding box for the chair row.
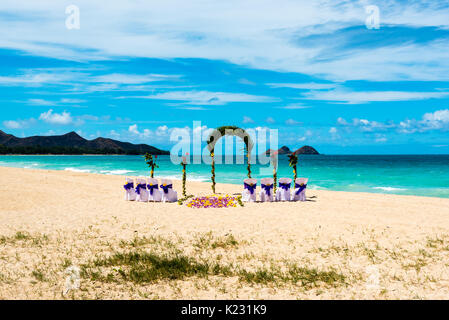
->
[242,177,308,202]
[123,177,178,203]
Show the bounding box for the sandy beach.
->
[1,166,449,300]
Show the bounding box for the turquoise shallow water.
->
[1,155,449,198]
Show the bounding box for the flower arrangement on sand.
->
[186,195,243,208]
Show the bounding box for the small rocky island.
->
[264,145,320,155]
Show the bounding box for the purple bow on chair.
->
[123,182,134,190]
[135,183,146,195]
[147,184,159,195]
[279,182,291,190]
[244,182,257,195]
[295,183,307,195]
[160,184,173,194]
[261,184,273,196]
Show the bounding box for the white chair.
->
[123,177,137,201]
[242,178,257,202]
[259,178,274,202]
[135,177,149,202]
[160,179,178,203]
[147,178,162,202]
[292,178,308,201]
[275,178,292,201]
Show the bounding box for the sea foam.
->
[373,186,406,191]
[64,168,91,173]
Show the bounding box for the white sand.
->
[1,166,449,299]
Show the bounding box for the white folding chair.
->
[147,178,162,202]
[242,178,257,202]
[123,177,137,201]
[259,178,274,202]
[275,177,292,201]
[292,178,308,201]
[160,179,178,203]
[135,177,149,202]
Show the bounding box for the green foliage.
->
[177,195,194,205]
[181,162,187,197]
[144,153,159,178]
[206,126,254,191]
[288,153,299,180]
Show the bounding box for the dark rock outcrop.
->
[264,146,291,155]
[293,145,319,155]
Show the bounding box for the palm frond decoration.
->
[181,153,188,197]
[144,153,159,178]
[288,152,299,180]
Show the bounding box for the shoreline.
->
[0,163,448,200]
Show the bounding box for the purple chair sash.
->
[135,183,146,195]
[244,182,257,195]
[160,184,173,194]
[295,183,307,195]
[279,182,291,190]
[147,184,159,195]
[261,184,273,196]
[123,182,134,190]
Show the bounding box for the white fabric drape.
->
[124,177,137,201]
[147,178,162,202]
[160,179,178,203]
[242,178,257,202]
[135,177,149,202]
[292,178,308,202]
[275,177,292,201]
[259,178,274,202]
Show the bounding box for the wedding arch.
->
[206,126,254,193]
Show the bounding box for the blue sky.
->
[1,0,449,154]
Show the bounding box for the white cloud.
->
[243,116,254,124]
[2,1,448,81]
[337,117,395,132]
[38,109,73,125]
[267,82,336,90]
[337,109,449,134]
[123,90,278,105]
[375,134,387,143]
[422,109,449,123]
[156,125,169,136]
[265,117,275,124]
[128,124,154,138]
[285,119,301,126]
[276,104,311,109]
[3,118,36,129]
[26,98,57,106]
[26,98,86,106]
[128,124,140,135]
[399,109,449,133]
[92,73,181,84]
[0,70,80,87]
[303,89,449,104]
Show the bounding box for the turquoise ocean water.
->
[1,155,449,198]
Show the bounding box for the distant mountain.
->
[264,145,319,156]
[293,146,319,155]
[264,146,292,155]
[0,130,169,155]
